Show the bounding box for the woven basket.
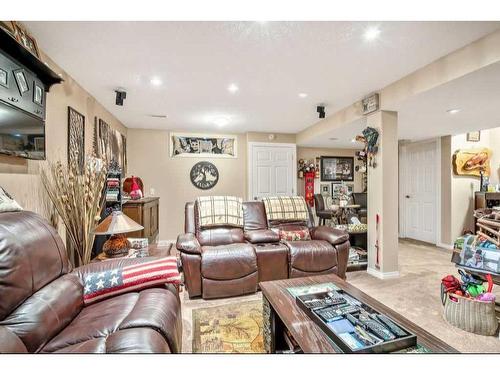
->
[443,293,498,336]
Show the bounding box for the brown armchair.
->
[0,211,182,353]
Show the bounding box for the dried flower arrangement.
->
[41,152,107,266]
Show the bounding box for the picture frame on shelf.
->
[12,21,41,58]
[0,68,7,88]
[33,82,43,105]
[13,69,28,95]
[320,156,354,181]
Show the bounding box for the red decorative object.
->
[304,171,315,206]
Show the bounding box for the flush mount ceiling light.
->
[213,116,230,127]
[298,93,308,98]
[227,83,239,93]
[363,26,381,41]
[150,77,163,86]
[447,108,461,115]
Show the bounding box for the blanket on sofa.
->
[262,196,308,222]
[196,196,243,228]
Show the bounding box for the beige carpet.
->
[180,239,500,353]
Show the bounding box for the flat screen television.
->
[0,100,45,160]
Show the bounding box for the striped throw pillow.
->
[83,257,181,305]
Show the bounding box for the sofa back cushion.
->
[0,211,70,321]
[242,201,268,231]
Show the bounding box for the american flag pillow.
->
[83,257,181,305]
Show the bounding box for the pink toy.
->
[476,293,496,302]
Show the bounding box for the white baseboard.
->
[366,267,400,279]
[436,242,454,250]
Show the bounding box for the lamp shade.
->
[93,211,144,235]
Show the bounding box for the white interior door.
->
[403,140,437,243]
[249,143,296,200]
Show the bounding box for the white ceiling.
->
[26,21,500,135]
[300,61,500,148]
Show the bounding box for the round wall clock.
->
[190,161,219,190]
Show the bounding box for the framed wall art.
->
[452,148,491,177]
[467,131,481,142]
[0,68,8,88]
[97,118,127,173]
[33,82,43,106]
[13,69,29,95]
[190,161,219,190]
[12,21,40,58]
[320,156,354,182]
[170,132,237,158]
[68,107,85,174]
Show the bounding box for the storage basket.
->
[443,293,498,336]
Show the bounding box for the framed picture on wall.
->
[170,132,237,158]
[466,131,481,142]
[320,183,331,196]
[320,156,354,181]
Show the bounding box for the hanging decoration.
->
[304,171,315,207]
[356,126,379,168]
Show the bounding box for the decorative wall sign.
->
[362,93,379,115]
[320,156,354,182]
[68,107,85,174]
[190,162,219,190]
[171,132,237,158]
[452,148,491,177]
[467,131,481,142]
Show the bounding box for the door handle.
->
[405,195,410,199]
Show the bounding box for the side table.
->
[92,243,173,262]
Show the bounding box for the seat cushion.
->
[40,287,181,353]
[253,243,289,282]
[284,240,337,273]
[201,244,257,280]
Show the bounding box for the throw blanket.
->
[262,196,308,222]
[196,196,243,228]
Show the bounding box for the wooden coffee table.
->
[260,274,458,353]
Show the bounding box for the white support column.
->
[366,110,399,279]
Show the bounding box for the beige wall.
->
[246,132,296,144]
[127,130,247,240]
[0,49,127,217]
[297,147,365,196]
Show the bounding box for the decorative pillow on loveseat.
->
[279,227,311,241]
[83,257,181,305]
[0,186,23,212]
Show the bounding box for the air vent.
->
[149,114,167,119]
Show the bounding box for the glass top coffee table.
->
[259,274,458,353]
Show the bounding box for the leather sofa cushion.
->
[41,287,181,353]
[2,273,83,353]
[285,240,337,272]
[201,244,257,280]
[253,243,289,282]
[202,272,258,299]
[51,329,171,354]
[197,227,244,246]
[243,201,268,231]
[0,326,28,353]
[244,229,280,243]
[0,211,70,320]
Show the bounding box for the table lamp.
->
[93,211,144,258]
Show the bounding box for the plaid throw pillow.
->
[196,196,243,228]
[262,196,308,222]
[83,257,180,305]
[279,227,311,241]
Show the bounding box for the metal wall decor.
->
[68,106,85,174]
[190,161,219,190]
[171,132,237,158]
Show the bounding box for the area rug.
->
[192,300,265,353]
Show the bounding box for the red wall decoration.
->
[304,171,315,206]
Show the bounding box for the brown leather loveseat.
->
[0,211,182,354]
[177,198,349,299]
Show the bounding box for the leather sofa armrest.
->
[244,229,280,244]
[310,226,349,245]
[176,233,202,255]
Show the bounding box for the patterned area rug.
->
[192,300,265,353]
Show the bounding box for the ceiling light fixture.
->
[150,77,163,86]
[298,93,308,98]
[447,108,461,115]
[363,26,381,41]
[213,116,230,127]
[227,83,239,93]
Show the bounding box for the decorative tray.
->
[296,289,417,353]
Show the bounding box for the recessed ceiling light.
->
[227,83,239,93]
[213,116,230,127]
[363,26,381,41]
[150,77,163,86]
[298,93,308,98]
[447,108,461,115]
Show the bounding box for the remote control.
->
[358,315,395,341]
[373,314,407,338]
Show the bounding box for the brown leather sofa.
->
[0,211,182,354]
[177,200,349,299]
